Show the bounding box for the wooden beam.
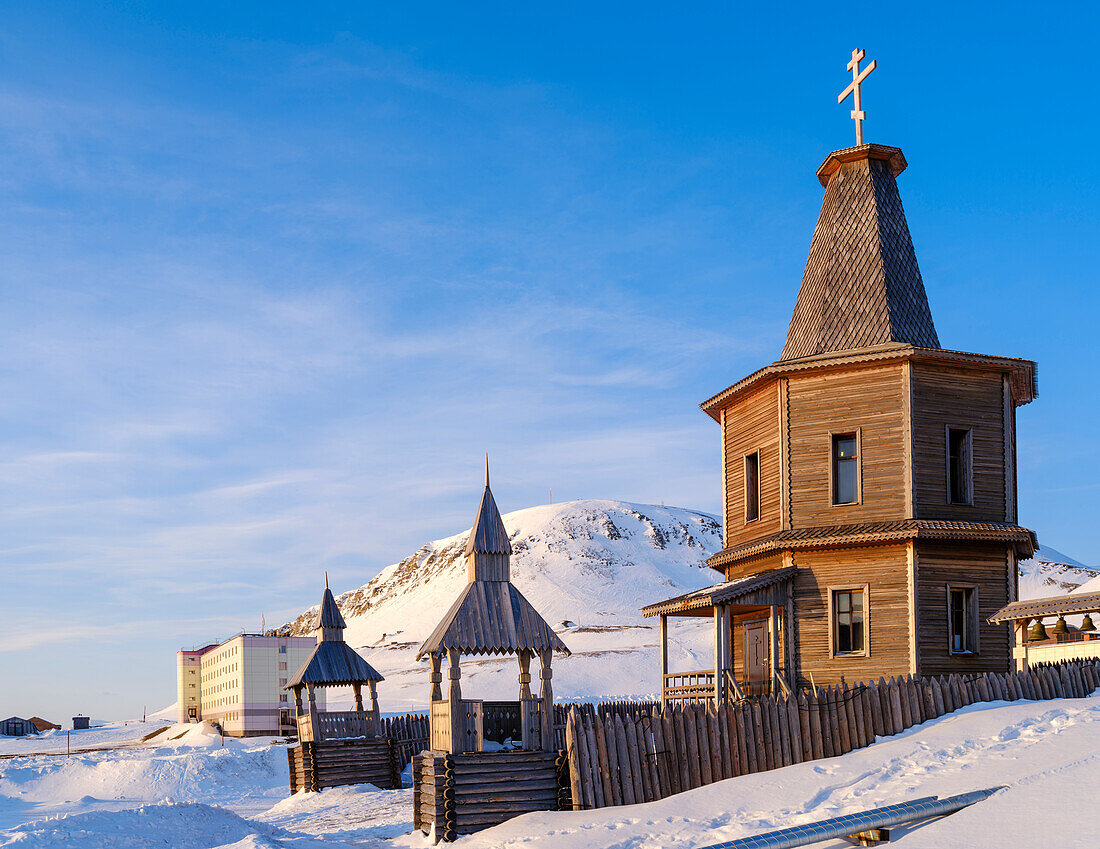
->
[659,615,668,710]
[907,541,918,676]
[448,647,463,754]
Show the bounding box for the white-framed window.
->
[946,427,973,505]
[947,584,979,654]
[829,585,870,657]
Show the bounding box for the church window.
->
[744,451,760,522]
[947,427,973,505]
[832,433,859,505]
[948,585,978,654]
[831,587,867,655]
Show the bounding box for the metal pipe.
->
[697,787,1005,849]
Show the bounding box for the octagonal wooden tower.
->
[645,144,1037,702]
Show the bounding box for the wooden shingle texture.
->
[781,144,940,361]
[285,640,384,687]
[416,581,570,658]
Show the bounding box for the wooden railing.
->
[296,709,379,742]
[662,670,715,704]
[430,699,485,753]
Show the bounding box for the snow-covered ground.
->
[3,695,1100,847]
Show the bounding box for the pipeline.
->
[698,786,1006,849]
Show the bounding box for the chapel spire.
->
[779,144,940,361]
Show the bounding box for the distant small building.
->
[72,716,90,730]
[29,717,60,733]
[176,634,321,736]
[1,717,36,736]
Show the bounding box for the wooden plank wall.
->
[792,544,911,687]
[787,364,908,525]
[565,659,1100,811]
[916,541,1012,677]
[414,750,569,844]
[911,363,1007,522]
[722,384,782,548]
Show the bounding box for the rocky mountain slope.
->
[1018,544,1099,599]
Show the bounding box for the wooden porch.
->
[643,566,797,707]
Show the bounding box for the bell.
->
[1051,616,1070,636]
[1081,614,1096,633]
[1028,619,1049,641]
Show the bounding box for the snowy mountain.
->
[275,500,723,709]
[275,500,1095,710]
[1017,544,1099,599]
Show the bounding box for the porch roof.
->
[641,566,796,618]
[989,591,1100,623]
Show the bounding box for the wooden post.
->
[518,650,533,700]
[293,686,304,718]
[429,651,443,702]
[769,606,780,695]
[1014,619,1030,673]
[367,679,380,736]
[447,647,463,754]
[540,648,555,751]
[659,614,669,710]
[352,682,364,712]
[306,683,320,742]
[713,606,724,704]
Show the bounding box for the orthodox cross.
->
[838,49,876,146]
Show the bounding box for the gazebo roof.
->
[285,640,384,689]
[416,575,570,659]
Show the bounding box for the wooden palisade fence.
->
[564,659,1100,810]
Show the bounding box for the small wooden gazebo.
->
[285,583,397,792]
[286,581,385,741]
[412,462,571,841]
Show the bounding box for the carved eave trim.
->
[706,519,1038,571]
[699,344,1038,422]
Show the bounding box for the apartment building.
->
[176,634,321,736]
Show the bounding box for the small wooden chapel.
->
[643,51,1038,705]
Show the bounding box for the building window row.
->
[739,424,979,523]
[828,584,979,660]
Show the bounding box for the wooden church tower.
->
[644,54,1037,699]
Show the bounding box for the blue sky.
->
[1,2,1098,720]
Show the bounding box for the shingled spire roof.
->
[314,582,346,630]
[780,144,940,361]
[464,457,512,556]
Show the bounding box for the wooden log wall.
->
[564,659,1100,811]
[287,738,399,792]
[414,749,569,844]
